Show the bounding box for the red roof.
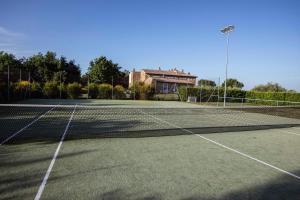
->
[153,77,195,84]
[143,69,197,78]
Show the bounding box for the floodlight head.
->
[220,25,235,34]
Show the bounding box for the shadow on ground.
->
[94,170,300,200]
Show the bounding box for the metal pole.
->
[223,33,229,107]
[7,65,10,101]
[28,71,31,98]
[111,76,113,100]
[20,68,22,82]
[87,74,89,99]
[60,71,62,99]
[199,84,202,103]
[133,81,136,100]
[217,77,220,107]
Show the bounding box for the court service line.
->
[34,105,77,200]
[0,106,57,145]
[140,110,300,181]
[275,129,300,136]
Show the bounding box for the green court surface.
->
[1,99,300,200]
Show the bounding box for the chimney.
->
[158,67,161,70]
[181,69,184,73]
[133,68,135,72]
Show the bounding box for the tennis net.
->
[1,104,300,140]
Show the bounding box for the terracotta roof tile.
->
[142,69,197,78]
[152,77,195,84]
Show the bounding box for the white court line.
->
[275,129,300,136]
[34,105,77,200]
[140,110,300,181]
[0,106,57,145]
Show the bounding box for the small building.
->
[129,68,197,93]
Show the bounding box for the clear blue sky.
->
[1,0,299,91]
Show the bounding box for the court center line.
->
[139,110,300,181]
[34,105,77,200]
[0,106,57,145]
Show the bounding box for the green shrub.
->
[114,85,126,99]
[30,82,43,98]
[43,81,59,98]
[129,82,154,100]
[154,93,179,101]
[87,83,98,98]
[67,82,81,99]
[178,86,246,102]
[98,83,112,99]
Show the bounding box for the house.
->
[129,68,197,93]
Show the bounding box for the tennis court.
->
[1,99,300,200]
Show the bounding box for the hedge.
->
[129,82,155,100]
[98,83,113,99]
[179,86,300,103]
[114,85,126,99]
[67,82,81,99]
[43,81,59,98]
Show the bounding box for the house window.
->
[163,83,168,93]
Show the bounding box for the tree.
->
[88,56,122,84]
[252,82,287,92]
[198,79,216,87]
[0,51,22,82]
[222,78,244,89]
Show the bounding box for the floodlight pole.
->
[224,33,229,107]
[220,25,234,107]
[7,65,10,102]
[87,74,89,99]
[111,76,114,100]
[60,71,62,99]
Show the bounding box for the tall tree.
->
[252,82,287,92]
[198,79,216,87]
[222,78,244,89]
[0,51,22,82]
[88,56,122,84]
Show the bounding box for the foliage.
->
[98,83,113,99]
[198,79,216,87]
[129,82,155,100]
[153,93,179,101]
[252,82,287,92]
[25,52,81,84]
[88,83,98,98]
[67,82,81,99]
[222,78,244,89]
[114,85,126,99]
[88,56,129,87]
[178,86,246,102]
[88,56,121,84]
[43,81,59,98]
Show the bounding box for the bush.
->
[129,82,155,100]
[153,94,179,101]
[114,85,126,99]
[88,83,98,98]
[178,86,246,102]
[67,82,81,99]
[98,83,112,99]
[13,81,30,100]
[0,82,6,102]
[30,82,43,98]
[43,81,59,98]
